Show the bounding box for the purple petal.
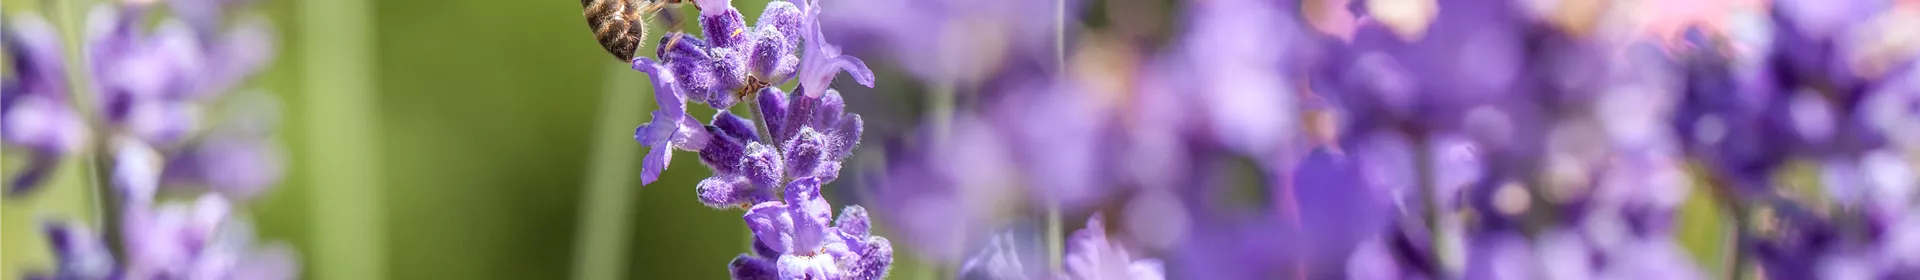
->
[632,57,687,119]
[797,11,875,97]
[730,255,779,280]
[695,0,737,14]
[8,13,70,96]
[745,201,795,254]
[40,221,116,279]
[3,94,88,156]
[776,254,837,280]
[1463,232,1535,280]
[1346,240,1404,280]
[7,154,60,196]
[1291,148,1392,262]
[636,112,682,185]
[1063,213,1131,280]
[785,177,833,252]
[164,134,284,200]
[196,16,276,99]
[230,242,300,280]
[114,140,164,204]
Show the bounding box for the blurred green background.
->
[0,0,864,279]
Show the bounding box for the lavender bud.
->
[748,28,796,83]
[743,143,785,190]
[812,89,846,129]
[758,1,804,47]
[831,114,863,159]
[784,128,830,180]
[712,111,760,143]
[848,236,894,280]
[700,8,749,49]
[709,47,751,104]
[729,255,778,280]
[835,205,871,237]
[697,176,760,208]
[698,124,751,176]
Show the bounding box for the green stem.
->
[746,88,774,146]
[1412,132,1451,279]
[53,0,119,255]
[300,0,386,277]
[1046,0,1067,276]
[568,64,647,280]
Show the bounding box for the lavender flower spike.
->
[794,0,874,97]
[736,178,893,280]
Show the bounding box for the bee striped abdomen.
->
[583,0,648,62]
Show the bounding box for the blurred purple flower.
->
[956,221,1047,280]
[821,0,1076,83]
[30,221,119,280]
[3,14,90,195]
[25,140,300,280]
[1325,0,1529,135]
[1060,213,1163,280]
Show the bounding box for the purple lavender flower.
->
[792,0,874,97]
[3,14,90,195]
[30,221,119,280]
[955,221,1047,280]
[162,130,286,200]
[626,1,891,278]
[1060,213,1164,280]
[1326,0,1529,135]
[30,140,302,280]
[19,1,299,278]
[1176,0,1307,157]
[733,178,893,280]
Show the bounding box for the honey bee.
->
[581,0,688,62]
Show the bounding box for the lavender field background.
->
[6,0,1920,279]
